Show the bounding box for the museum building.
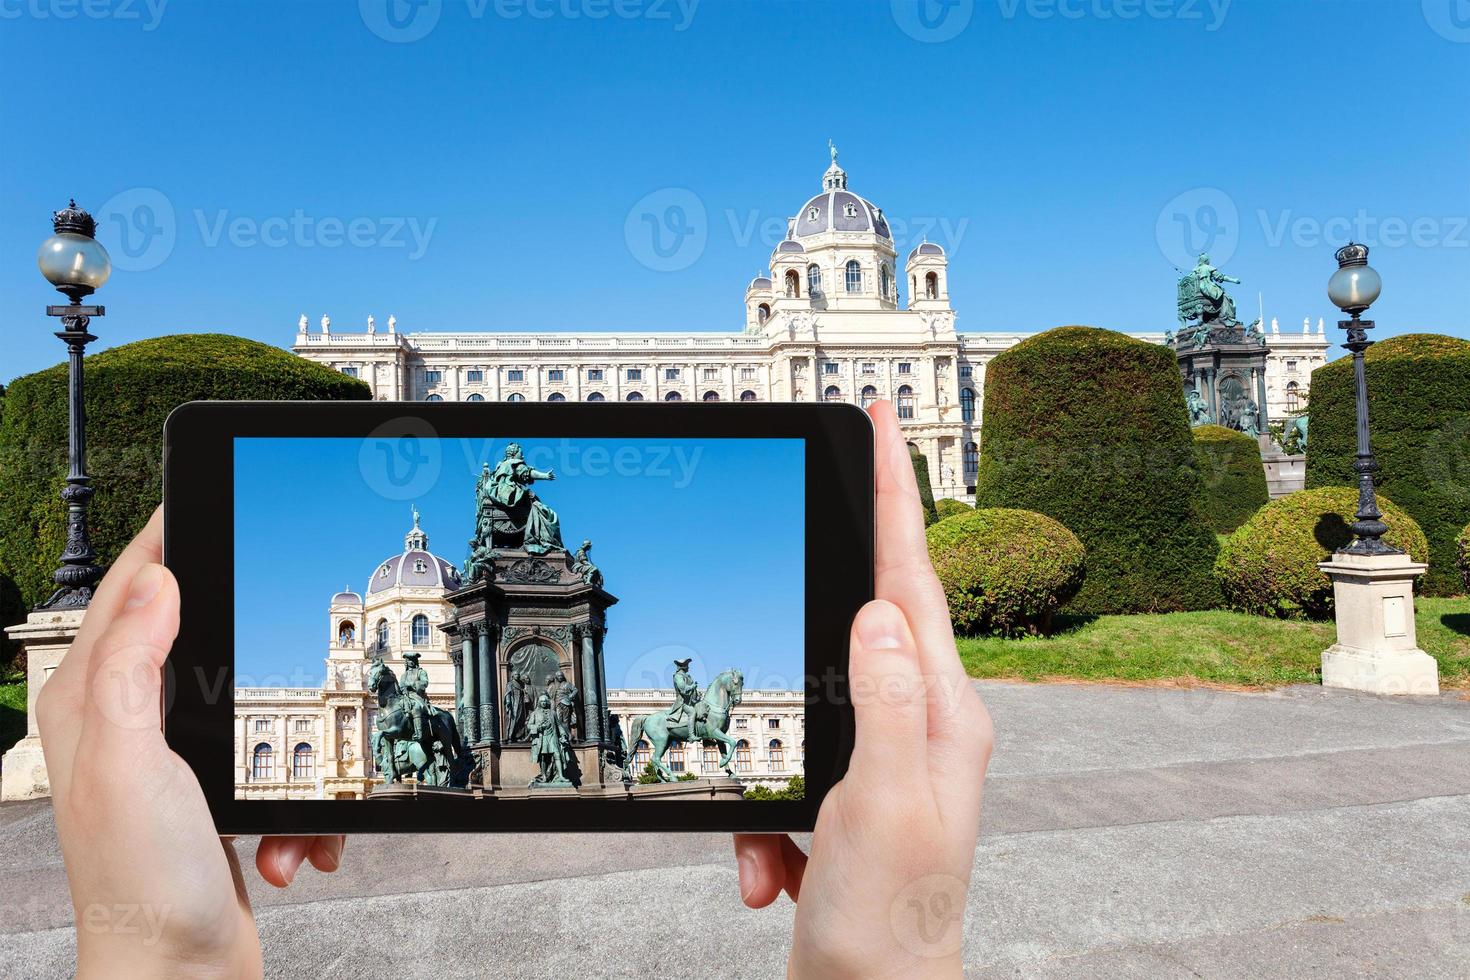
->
[291,150,1330,501]
[233,515,804,800]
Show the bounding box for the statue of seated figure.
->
[475,444,565,555]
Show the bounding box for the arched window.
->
[587,392,606,401]
[845,260,862,293]
[669,743,685,773]
[960,387,976,424]
[375,618,389,651]
[425,394,443,402]
[251,743,273,780]
[466,393,484,402]
[292,742,314,779]
[963,441,979,484]
[757,303,770,324]
[624,391,644,402]
[507,393,525,403]
[664,391,682,402]
[338,621,355,646]
[860,385,878,409]
[769,738,784,768]
[546,392,566,402]
[735,739,752,773]
[411,614,429,646]
[925,271,939,299]
[880,264,892,299]
[739,390,757,402]
[633,739,651,769]
[897,385,915,420]
[703,390,720,402]
[1285,381,1300,414]
[703,744,720,769]
[824,385,843,403]
[807,264,822,295]
[785,269,800,298]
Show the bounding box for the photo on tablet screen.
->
[232,435,805,802]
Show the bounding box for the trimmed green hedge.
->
[935,498,973,520]
[1214,487,1429,619]
[1193,424,1269,534]
[926,508,1086,637]
[974,326,1220,614]
[911,446,939,526]
[0,334,369,615]
[1458,522,1470,594]
[1305,333,1470,595]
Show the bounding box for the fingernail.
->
[275,850,295,885]
[738,851,758,903]
[856,602,907,651]
[125,564,164,610]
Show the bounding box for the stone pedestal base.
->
[2,608,85,801]
[477,742,608,791]
[1319,551,1438,696]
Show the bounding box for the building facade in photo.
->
[292,151,1330,501]
[233,515,803,800]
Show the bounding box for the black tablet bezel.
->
[162,400,872,834]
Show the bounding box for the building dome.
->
[366,509,463,596]
[909,241,945,259]
[775,239,806,254]
[748,275,773,290]
[792,144,891,241]
[331,588,363,605]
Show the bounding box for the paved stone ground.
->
[3,681,1469,978]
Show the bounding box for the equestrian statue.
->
[624,661,745,782]
[368,652,469,788]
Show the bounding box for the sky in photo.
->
[233,436,805,690]
[2,0,1466,383]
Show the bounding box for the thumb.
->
[846,599,928,784]
[81,563,180,750]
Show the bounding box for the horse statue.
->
[624,668,745,782]
[367,657,468,788]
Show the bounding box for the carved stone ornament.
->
[505,558,559,584]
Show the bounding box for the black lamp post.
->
[1326,242,1395,557]
[35,200,111,609]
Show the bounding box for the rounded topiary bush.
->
[1193,424,1270,534]
[911,447,939,525]
[1214,486,1429,619]
[1306,333,1470,595]
[935,498,973,520]
[0,334,369,611]
[1458,522,1470,594]
[926,507,1086,637]
[974,326,1219,614]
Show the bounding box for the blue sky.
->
[2,0,1467,383]
[233,436,804,690]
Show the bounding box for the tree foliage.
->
[1192,424,1270,534]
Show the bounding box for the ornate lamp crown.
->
[52,199,97,238]
[1334,242,1370,268]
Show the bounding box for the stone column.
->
[1319,552,1438,695]
[579,625,601,743]
[1,607,85,801]
[1254,365,1271,429]
[594,626,610,745]
[478,623,498,746]
[462,629,479,744]
[451,639,466,736]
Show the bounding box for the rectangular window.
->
[702,367,718,380]
[1286,360,1298,372]
[767,717,780,730]
[340,367,358,378]
[506,369,525,382]
[664,368,681,381]
[959,364,973,378]
[587,368,604,382]
[627,368,643,381]
[254,719,269,732]
[897,362,912,375]
[822,362,839,375]
[740,367,755,381]
[295,719,310,732]
[547,369,565,382]
[735,717,748,730]
[466,369,484,383]
[861,362,876,375]
[424,370,442,385]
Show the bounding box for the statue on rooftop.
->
[476,444,564,555]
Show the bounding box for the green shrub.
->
[974,326,1220,613]
[1458,522,1470,594]
[1193,424,1270,534]
[1305,333,1470,595]
[0,334,369,614]
[935,498,973,519]
[1214,487,1429,619]
[744,775,805,800]
[926,508,1086,636]
[911,447,939,525]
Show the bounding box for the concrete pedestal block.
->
[2,608,86,801]
[1319,551,1438,696]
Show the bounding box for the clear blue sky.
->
[233,436,804,690]
[2,0,1467,383]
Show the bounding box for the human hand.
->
[36,508,345,980]
[734,402,994,978]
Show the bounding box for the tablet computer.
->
[162,401,872,834]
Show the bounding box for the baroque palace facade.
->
[234,516,804,800]
[292,150,1330,500]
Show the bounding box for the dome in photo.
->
[366,509,463,595]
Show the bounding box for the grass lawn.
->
[957,597,1470,689]
[0,682,26,757]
